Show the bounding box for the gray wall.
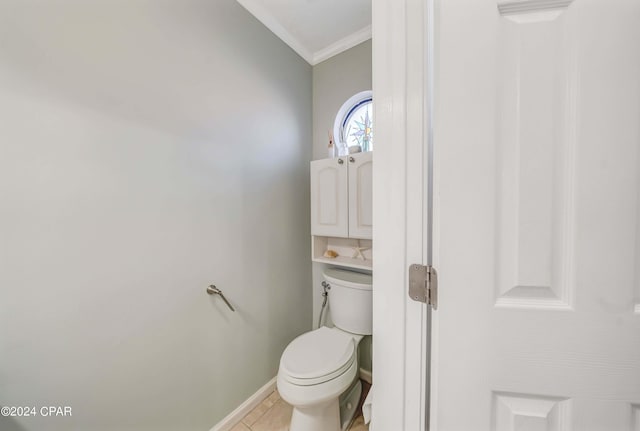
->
[311,40,373,371]
[0,1,312,430]
[312,40,373,160]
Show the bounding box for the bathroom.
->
[2,1,639,431]
[0,0,373,430]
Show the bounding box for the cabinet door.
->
[310,157,348,237]
[348,152,373,239]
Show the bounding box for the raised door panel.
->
[493,392,571,431]
[494,0,576,310]
[348,151,373,239]
[310,157,348,237]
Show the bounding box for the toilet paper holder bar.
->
[206,285,235,312]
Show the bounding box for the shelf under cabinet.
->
[312,236,372,270]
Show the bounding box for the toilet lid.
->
[280,327,356,386]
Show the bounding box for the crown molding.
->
[236,0,314,64]
[237,0,370,66]
[312,25,372,65]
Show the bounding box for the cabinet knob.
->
[338,158,344,165]
[349,157,355,163]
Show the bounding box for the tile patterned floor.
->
[232,381,370,431]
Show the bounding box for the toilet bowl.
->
[277,326,362,431]
[277,268,372,431]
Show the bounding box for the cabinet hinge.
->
[409,264,438,309]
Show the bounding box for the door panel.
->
[492,392,571,431]
[310,157,348,237]
[348,151,373,239]
[432,0,640,430]
[495,5,576,310]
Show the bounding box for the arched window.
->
[333,90,373,154]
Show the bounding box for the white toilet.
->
[277,268,372,431]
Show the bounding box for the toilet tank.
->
[324,268,372,335]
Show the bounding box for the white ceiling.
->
[236,0,372,65]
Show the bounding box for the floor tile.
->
[250,399,293,431]
[266,389,281,405]
[241,399,271,427]
[347,414,369,431]
[235,382,370,431]
[262,389,281,409]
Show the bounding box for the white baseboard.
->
[210,376,277,431]
[359,368,372,385]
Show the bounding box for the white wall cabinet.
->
[311,152,372,239]
[310,152,373,269]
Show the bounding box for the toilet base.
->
[339,379,362,430]
[290,398,340,431]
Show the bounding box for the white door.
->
[432,0,640,430]
[348,151,373,239]
[310,157,348,237]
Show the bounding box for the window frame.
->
[333,90,373,152]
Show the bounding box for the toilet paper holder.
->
[206,285,235,312]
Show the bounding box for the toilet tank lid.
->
[324,268,372,290]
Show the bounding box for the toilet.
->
[277,268,372,431]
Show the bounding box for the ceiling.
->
[236,0,372,65]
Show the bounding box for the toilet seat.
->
[280,327,356,386]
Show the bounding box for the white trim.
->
[236,0,371,65]
[404,0,430,429]
[312,26,372,65]
[372,0,430,429]
[235,0,314,64]
[371,0,429,429]
[210,376,277,431]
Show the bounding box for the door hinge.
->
[409,264,438,309]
